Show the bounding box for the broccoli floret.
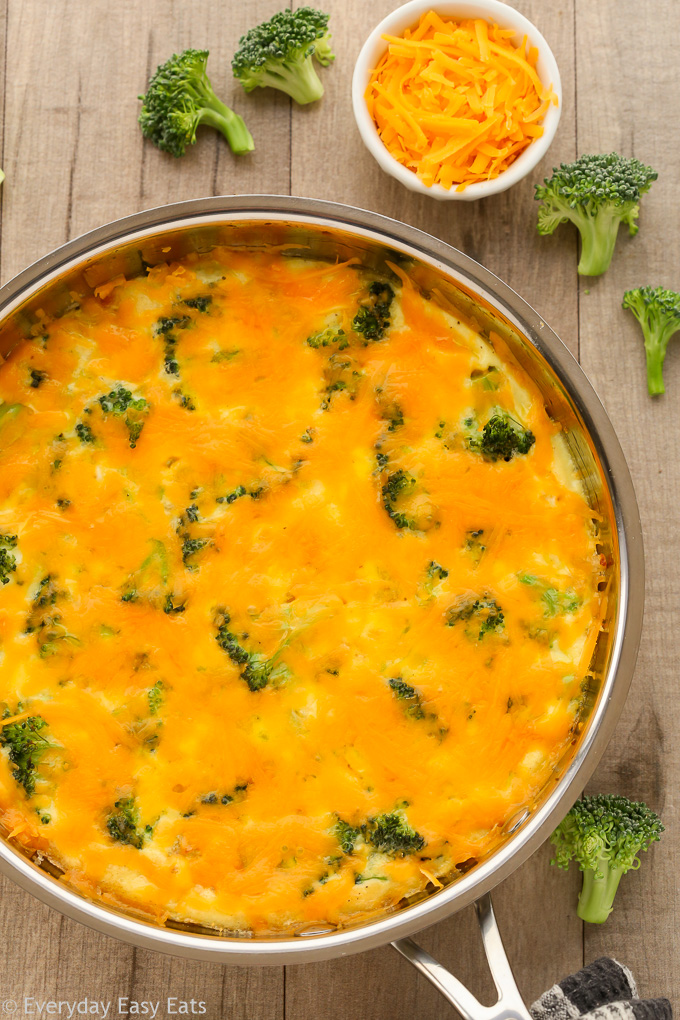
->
[148,680,165,715]
[183,295,212,312]
[121,540,170,605]
[0,533,17,586]
[470,411,535,462]
[216,484,248,505]
[518,573,580,616]
[320,352,363,409]
[99,387,149,448]
[464,529,486,566]
[75,422,95,445]
[29,369,47,389]
[470,365,500,391]
[622,286,680,395]
[200,784,248,807]
[388,677,425,720]
[0,713,54,796]
[535,154,658,276]
[155,315,191,375]
[377,397,404,432]
[139,49,253,157]
[446,596,504,640]
[106,796,151,849]
[382,469,417,530]
[232,8,334,106]
[335,817,361,854]
[215,612,276,691]
[181,536,208,565]
[352,282,394,342]
[306,326,348,350]
[551,794,664,923]
[25,576,78,658]
[163,593,186,615]
[364,810,425,856]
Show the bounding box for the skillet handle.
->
[392,894,532,1020]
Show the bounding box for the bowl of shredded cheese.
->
[352,0,562,199]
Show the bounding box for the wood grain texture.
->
[574,0,680,1004]
[0,0,676,1016]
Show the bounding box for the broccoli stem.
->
[259,57,324,105]
[642,320,680,395]
[200,104,254,155]
[576,209,624,276]
[646,347,666,396]
[577,864,625,923]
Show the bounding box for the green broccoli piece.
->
[163,593,186,615]
[335,817,361,854]
[364,810,425,856]
[232,8,334,106]
[148,680,165,715]
[306,326,348,350]
[320,352,363,410]
[0,533,17,586]
[551,794,664,923]
[0,713,55,796]
[106,796,151,849]
[181,537,208,565]
[139,49,253,157]
[446,596,504,640]
[29,369,48,389]
[99,387,149,448]
[215,612,277,692]
[518,573,580,616]
[377,397,404,432]
[75,422,95,445]
[352,282,394,342]
[622,286,680,396]
[535,154,658,276]
[470,411,535,462]
[382,469,417,530]
[120,540,169,604]
[470,365,500,391]
[216,484,248,505]
[388,677,425,720]
[183,295,212,312]
[25,575,79,658]
[155,315,191,375]
[464,529,486,566]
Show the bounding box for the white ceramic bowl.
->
[352,0,562,201]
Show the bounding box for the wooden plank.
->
[0,1,286,1015]
[0,0,7,282]
[0,0,290,283]
[574,0,680,1003]
[287,1,583,1016]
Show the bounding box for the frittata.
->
[0,249,603,933]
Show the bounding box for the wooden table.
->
[0,0,677,1017]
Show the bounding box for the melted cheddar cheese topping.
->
[0,250,602,934]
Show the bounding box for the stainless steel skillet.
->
[0,196,644,1018]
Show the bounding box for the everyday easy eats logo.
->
[1,1000,207,1017]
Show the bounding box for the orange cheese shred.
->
[365,12,557,192]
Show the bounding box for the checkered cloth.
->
[531,958,672,1020]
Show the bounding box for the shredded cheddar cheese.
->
[0,249,602,934]
[365,11,557,191]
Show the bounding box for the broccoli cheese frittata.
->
[0,249,603,933]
